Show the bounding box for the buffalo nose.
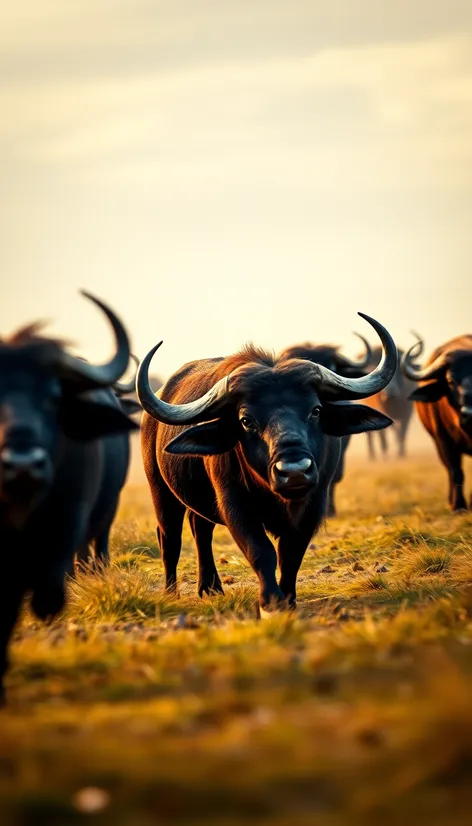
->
[0,447,48,480]
[274,457,315,488]
[275,458,313,476]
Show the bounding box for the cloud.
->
[2,32,472,201]
[3,1,472,79]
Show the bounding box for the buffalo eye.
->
[311,406,321,419]
[240,415,257,432]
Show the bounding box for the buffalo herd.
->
[0,292,470,698]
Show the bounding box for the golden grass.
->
[2,455,472,825]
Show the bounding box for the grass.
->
[2,454,472,825]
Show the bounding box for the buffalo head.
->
[137,313,397,501]
[0,291,137,514]
[402,335,472,435]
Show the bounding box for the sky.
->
[2,1,472,379]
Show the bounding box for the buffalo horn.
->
[56,291,131,391]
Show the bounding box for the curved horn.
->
[409,330,424,360]
[113,354,139,396]
[401,343,446,382]
[56,291,132,391]
[338,332,372,369]
[137,342,231,425]
[310,313,397,400]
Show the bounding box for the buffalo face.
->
[0,356,60,507]
[236,380,322,500]
[0,356,137,517]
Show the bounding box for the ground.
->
[2,454,472,826]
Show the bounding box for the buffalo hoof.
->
[259,603,296,620]
[258,591,293,619]
[198,575,224,598]
[259,605,276,620]
[31,582,66,622]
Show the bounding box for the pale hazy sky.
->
[2,1,472,377]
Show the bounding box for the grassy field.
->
[2,454,472,825]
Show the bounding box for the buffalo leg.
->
[395,418,409,458]
[278,485,330,607]
[188,512,224,597]
[143,441,186,591]
[218,492,284,611]
[326,485,336,517]
[379,429,388,458]
[94,493,125,569]
[327,468,339,518]
[93,503,119,568]
[154,492,186,592]
[327,436,348,517]
[278,539,308,608]
[366,432,375,460]
[31,505,90,620]
[94,531,110,567]
[435,438,466,511]
[278,511,323,607]
[156,516,185,592]
[31,570,68,621]
[0,578,24,704]
[75,542,92,572]
[78,500,120,572]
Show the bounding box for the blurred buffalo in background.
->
[0,292,138,702]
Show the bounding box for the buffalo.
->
[278,335,372,516]
[138,314,397,615]
[363,333,424,460]
[402,335,472,511]
[0,292,138,701]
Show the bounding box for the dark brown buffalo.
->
[402,335,472,510]
[364,333,423,459]
[278,336,371,516]
[0,293,137,701]
[138,314,396,615]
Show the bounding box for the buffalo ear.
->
[322,402,393,436]
[408,381,446,403]
[165,419,238,456]
[60,398,139,441]
[119,398,142,416]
